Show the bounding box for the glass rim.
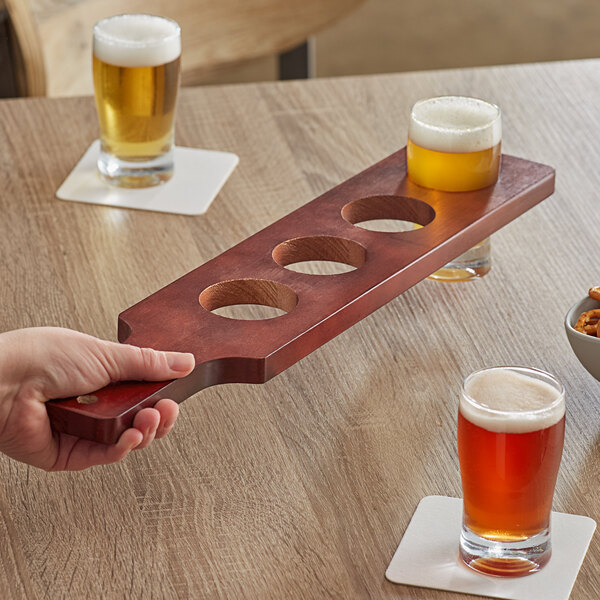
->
[461,365,565,418]
[410,95,501,134]
[93,14,181,48]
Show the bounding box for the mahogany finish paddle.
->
[46,148,555,443]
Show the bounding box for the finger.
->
[53,429,143,471]
[50,406,167,470]
[153,399,179,439]
[97,342,195,383]
[131,407,160,450]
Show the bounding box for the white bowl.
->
[565,296,600,381]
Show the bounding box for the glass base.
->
[97,149,174,188]
[459,524,551,577]
[428,237,491,282]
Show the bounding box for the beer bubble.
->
[409,96,501,154]
[93,14,181,68]
[460,368,565,433]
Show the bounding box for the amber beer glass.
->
[458,367,565,577]
[407,96,501,281]
[93,15,181,188]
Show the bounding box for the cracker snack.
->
[575,288,600,337]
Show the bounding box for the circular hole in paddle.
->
[341,195,435,232]
[272,236,366,275]
[199,279,297,320]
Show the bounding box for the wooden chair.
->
[4,0,363,97]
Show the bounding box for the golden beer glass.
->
[407,96,501,281]
[93,15,181,188]
[458,367,565,576]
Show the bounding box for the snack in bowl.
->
[574,289,600,337]
[589,286,600,302]
[575,309,600,336]
[565,288,600,381]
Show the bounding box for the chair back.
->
[5,0,363,96]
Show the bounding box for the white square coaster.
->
[57,140,239,215]
[385,496,596,600]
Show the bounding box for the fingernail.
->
[166,352,194,373]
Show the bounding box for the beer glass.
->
[407,96,501,281]
[458,366,565,577]
[93,14,181,188]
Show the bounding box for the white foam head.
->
[409,96,501,153]
[93,14,181,67]
[460,367,565,433]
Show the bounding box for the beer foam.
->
[93,14,181,67]
[409,96,501,153]
[460,368,564,433]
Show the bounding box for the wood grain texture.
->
[0,60,599,599]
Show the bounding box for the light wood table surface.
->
[0,59,599,599]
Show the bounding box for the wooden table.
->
[0,59,599,599]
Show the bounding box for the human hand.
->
[0,327,195,471]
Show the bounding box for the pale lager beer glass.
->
[93,15,181,188]
[407,96,501,281]
[458,367,565,576]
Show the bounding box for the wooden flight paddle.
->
[46,148,555,444]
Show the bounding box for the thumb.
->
[98,342,195,382]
